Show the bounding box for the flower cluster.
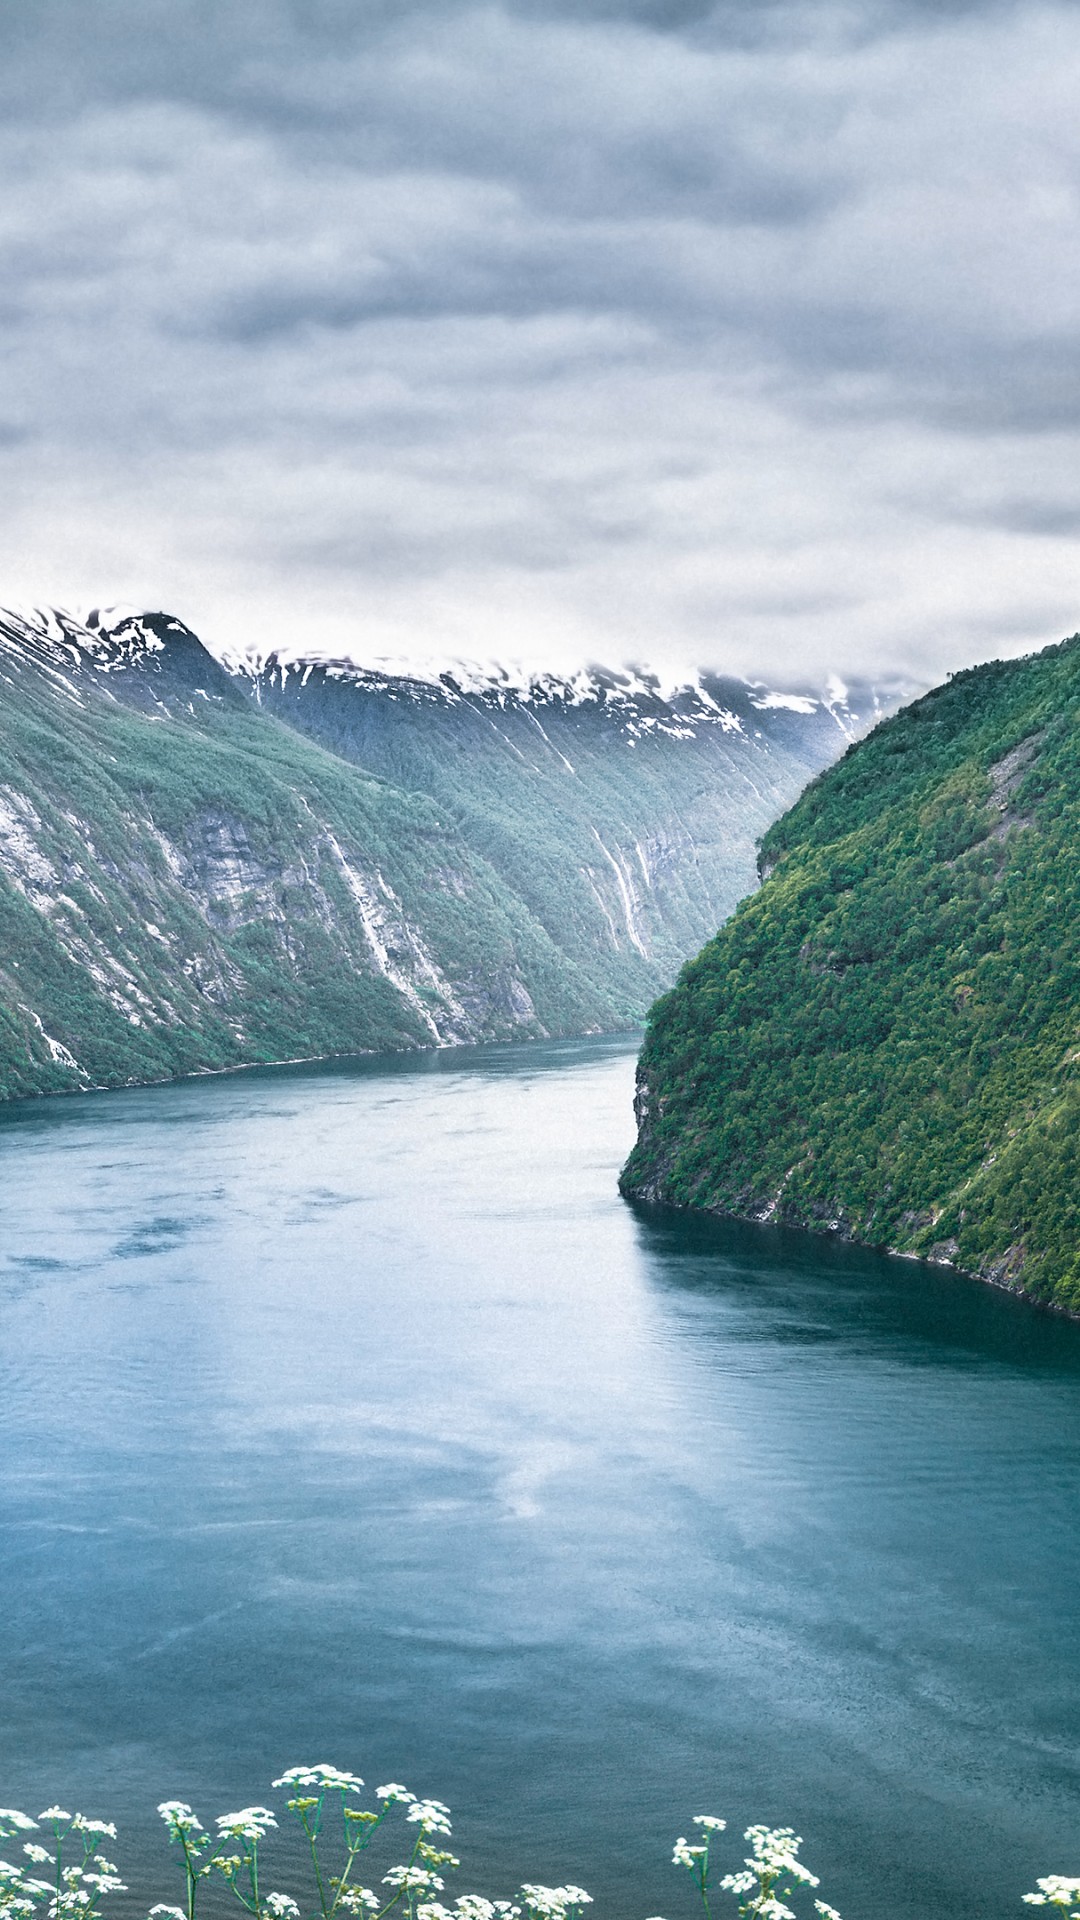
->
[1025,1879,1080,1918]
[158,1807,204,1838]
[0,1821,38,1839]
[670,1814,727,1910]
[518,1886,592,1919]
[666,1818,839,1920]
[272,1773,365,1797]
[406,1808,452,1840]
[0,1807,126,1920]
[148,1766,473,1920]
[6,1764,1076,1920]
[215,1812,278,1845]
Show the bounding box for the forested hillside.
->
[0,607,866,1098]
[621,632,1080,1313]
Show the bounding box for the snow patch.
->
[589,829,648,957]
[750,692,819,715]
[25,1009,82,1073]
[325,835,470,1045]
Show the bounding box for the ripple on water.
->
[0,1035,1078,1920]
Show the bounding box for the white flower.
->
[454,1900,497,1920]
[407,1802,453,1836]
[1026,1882,1080,1911]
[672,1839,706,1869]
[215,1809,278,1842]
[0,1818,37,1836]
[383,1866,445,1892]
[375,1786,415,1805]
[38,1813,68,1826]
[22,1848,52,1866]
[417,1906,455,1920]
[271,1767,364,1793]
[70,1821,116,1840]
[148,1905,188,1919]
[742,1828,818,1889]
[692,1818,726,1833]
[814,1905,843,1920]
[518,1886,592,1917]
[157,1805,202,1834]
[720,1873,757,1895]
[337,1890,380,1914]
[264,1894,300,1918]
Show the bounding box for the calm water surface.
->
[2,1036,1080,1920]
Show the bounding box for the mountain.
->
[0,604,884,1101]
[620,631,1080,1314]
[240,649,887,992]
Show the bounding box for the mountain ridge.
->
[240,648,873,738]
[9,598,885,734]
[0,604,889,1100]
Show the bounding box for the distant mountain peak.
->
[0,605,200,682]
[0,593,914,1105]
[237,646,896,747]
[0,607,910,746]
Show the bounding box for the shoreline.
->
[620,1181,1080,1322]
[0,1021,642,1109]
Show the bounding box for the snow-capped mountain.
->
[0,606,902,1099]
[0,603,897,739]
[241,647,886,743]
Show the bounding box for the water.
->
[1,1035,1079,1920]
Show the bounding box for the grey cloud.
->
[949,499,1080,537]
[0,0,1079,683]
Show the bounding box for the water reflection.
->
[0,1038,1078,1920]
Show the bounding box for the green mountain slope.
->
[0,607,871,1099]
[245,654,873,1001]
[0,613,569,1096]
[621,632,1080,1313]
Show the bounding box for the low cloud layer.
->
[2,0,1080,684]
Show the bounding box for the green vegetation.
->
[251,662,836,1016]
[621,633,1080,1313]
[0,1772,844,1920]
[0,1771,1073,1920]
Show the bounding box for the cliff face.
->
[0,606,875,1099]
[620,633,1080,1314]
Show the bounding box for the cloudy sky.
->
[2,0,1080,685]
